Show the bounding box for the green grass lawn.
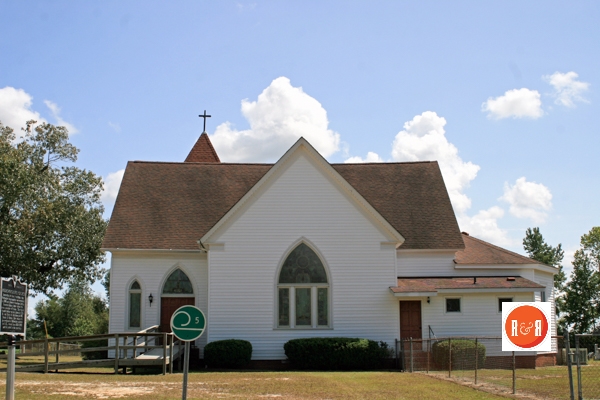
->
[0,370,509,399]
[426,360,600,400]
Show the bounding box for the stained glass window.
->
[129,280,141,328]
[279,243,327,284]
[277,243,329,328]
[278,288,289,326]
[317,288,328,326]
[163,269,193,294]
[295,288,311,326]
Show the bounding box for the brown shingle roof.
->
[332,162,464,249]
[103,160,464,250]
[103,162,271,250]
[391,276,545,293]
[184,133,220,163]
[455,233,543,265]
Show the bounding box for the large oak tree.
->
[0,121,107,293]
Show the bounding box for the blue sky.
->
[1,1,599,304]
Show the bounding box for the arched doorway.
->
[160,269,195,332]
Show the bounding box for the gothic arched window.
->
[277,243,329,328]
[129,280,142,328]
[162,269,193,294]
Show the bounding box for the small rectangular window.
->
[278,288,289,326]
[540,291,546,302]
[498,297,512,312]
[446,298,461,313]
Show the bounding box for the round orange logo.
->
[504,305,548,348]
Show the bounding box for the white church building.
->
[102,133,557,365]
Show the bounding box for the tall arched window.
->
[277,243,329,328]
[129,280,142,329]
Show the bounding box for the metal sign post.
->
[170,305,206,400]
[0,276,28,400]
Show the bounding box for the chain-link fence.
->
[395,334,590,399]
[572,333,600,400]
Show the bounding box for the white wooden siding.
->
[396,251,456,276]
[535,270,557,352]
[421,292,536,356]
[207,153,398,360]
[108,251,208,356]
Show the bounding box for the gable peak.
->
[185,132,221,163]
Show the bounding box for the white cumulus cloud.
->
[0,86,43,136]
[344,151,383,163]
[543,71,590,108]
[500,177,552,223]
[101,169,125,207]
[44,100,78,134]
[391,111,480,214]
[0,86,78,137]
[210,77,340,162]
[457,206,514,247]
[482,88,543,119]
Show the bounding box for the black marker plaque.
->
[0,277,28,335]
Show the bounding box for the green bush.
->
[204,339,252,368]
[284,337,389,370]
[431,339,486,370]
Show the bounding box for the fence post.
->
[44,338,49,374]
[395,339,398,370]
[163,333,167,375]
[114,334,120,374]
[564,329,575,400]
[169,334,174,374]
[474,338,478,384]
[426,338,430,374]
[512,351,516,395]
[575,335,582,400]
[409,337,414,373]
[448,338,452,378]
[55,342,59,372]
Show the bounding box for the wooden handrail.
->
[0,331,174,347]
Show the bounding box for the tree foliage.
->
[561,226,600,333]
[0,121,107,293]
[523,227,566,290]
[28,277,108,339]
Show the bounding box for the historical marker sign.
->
[0,276,28,335]
[170,305,206,342]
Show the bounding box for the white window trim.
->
[444,297,462,314]
[497,296,513,313]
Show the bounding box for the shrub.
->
[431,339,486,370]
[284,337,389,370]
[204,339,252,368]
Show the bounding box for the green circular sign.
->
[170,305,206,341]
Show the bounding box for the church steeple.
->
[184,110,221,163]
[184,132,221,163]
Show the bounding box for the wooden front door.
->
[399,301,422,340]
[160,297,195,332]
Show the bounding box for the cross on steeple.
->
[198,110,211,133]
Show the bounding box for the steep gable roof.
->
[103,144,465,251]
[200,138,406,246]
[332,162,464,250]
[103,162,271,250]
[184,133,220,163]
[455,232,543,265]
